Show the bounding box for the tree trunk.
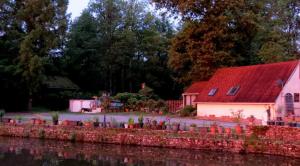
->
[27,97,32,112]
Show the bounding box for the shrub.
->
[138,114,144,124]
[51,112,59,122]
[179,106,196,117]
[15,115,22,122]
[0,110,5,119]
[128,117,134,125]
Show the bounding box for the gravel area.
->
[4,112,238,128]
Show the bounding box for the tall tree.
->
[65,0,181,99]
[0,0,69,111]
[153,0,300,86]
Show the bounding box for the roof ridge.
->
[217,60,299,71]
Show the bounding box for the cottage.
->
[184,60,300,124]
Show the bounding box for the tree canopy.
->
[153,0,300,85]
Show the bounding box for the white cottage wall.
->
[196,103,274,125]
[275,63,300,117]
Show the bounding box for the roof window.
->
[208,88,218,96]
[227,86,240,96]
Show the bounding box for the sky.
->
[67,0,90,20]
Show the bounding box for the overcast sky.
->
[67,0,90,20]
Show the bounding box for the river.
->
[0,137,299,166]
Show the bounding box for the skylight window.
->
[208,88,218,96]
[227,86,240,96]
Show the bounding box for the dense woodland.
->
[0,0,300,111]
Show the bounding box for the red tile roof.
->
[194,60,299,103]
[184,81,208,94]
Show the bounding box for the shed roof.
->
[184,81,208,94]
[44,76,79,90]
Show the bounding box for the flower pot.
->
[129,124,134,129]
[9,119,16,124]
[139,123,144,128]
[210,126,217,134]
[62,120,70,126]
[235,125,243,134]
[52,120,58,125]
[77,121,83,126]
[35,119,43,125]
[84,122,93,127]
[225,128,231,135]
[93,122,99,127]
[124,123,129,129]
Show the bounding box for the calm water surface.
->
[0,137,299,166]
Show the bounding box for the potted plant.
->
[0,110,5,122]
[62,120,71,126]
[225,128,231,135]
[138,114,144,128]
[84,120,93,127]
[159,121,166,130]
[128,117,134,129]
[9,119,16,124]
[172,122,180,131]
[248,115,255,125]
[152,119,158,129]
[77,121,83,126]
[35,119,44,125]
[16,115,22,124]
[217,126,223,134]
[210,123,217,134]
[232,110,244,135]
[51,112,59,125]
[189,123,197,132]
[124,123,129,129]
[93,117,100,127]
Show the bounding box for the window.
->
[294,93,299,102]
[208,88,218,96]
[227,86,240,96]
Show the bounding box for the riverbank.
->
[0,124,299,158]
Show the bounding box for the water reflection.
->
[0,137,299,166]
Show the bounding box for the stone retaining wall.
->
[0,124,299,158]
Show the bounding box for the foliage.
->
[0,110,5,118]
[138,114,144,124]
[128,117,135,125]
[179,106,196,117]
[64,0,182,99]
[51,112,59,121]
[0,0,69,111]
[231,110,244,124]
[153,0,300,86]
[15,115,22,121]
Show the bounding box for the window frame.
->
[227,86,240,96]
[208,88,218,96]
[294,93,299,102]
